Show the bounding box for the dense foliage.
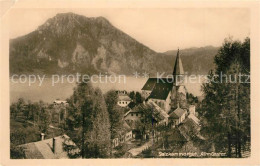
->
[65,80,111,158]
[201,37,250,157]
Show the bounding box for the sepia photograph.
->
[0,1,260,165]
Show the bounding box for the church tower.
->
[170,49,187,109]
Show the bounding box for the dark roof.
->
[173,49,184,76]
[141,78,157,91]
[148,78,173,100]
[169,108,186,119]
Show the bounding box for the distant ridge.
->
[10,12,219,75]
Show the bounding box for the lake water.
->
[10,76,204,103]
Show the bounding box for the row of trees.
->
[10,82,146,158]
[10,99,51,133]
[201,37,250,157]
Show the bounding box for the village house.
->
[122,49,201,145]
[124,109,143,122]
[18,134,79,159]
[116,90,128,95]
[140,49,201,130]
[117,94,132,107]
[53,99,68,105]
[147,100,169,126]
[112,122,133,148]
[168,107,187,127]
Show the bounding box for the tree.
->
[201,37,250,157]
[137,104,156,141]
[10,128,26,159]
[135,92,143,104]
[129,91,135,101]
[66,80,111,158]
[186,93,198,105]
[10,103,18,119]
[38,107,51,133]
[10,98,25,119]
[128,91,143,108]
[104,90,125,138]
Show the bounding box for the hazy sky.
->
[9,8,250,52]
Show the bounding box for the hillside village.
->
[10,49,206,159]
[8,12,251,160]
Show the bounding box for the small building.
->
[112,122,133,148]
[116,90,128,95]
[124,109,143,122]
[169,107,187,127]
[53,99,68,105]
[147,100,169,126]
[19,134,79,159]
[117,95,132,107]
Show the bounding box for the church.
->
[141,49,188,114]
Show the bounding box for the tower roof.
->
[172,49,184,75]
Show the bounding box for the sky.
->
[9,8,250,52]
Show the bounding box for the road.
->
[127,139,154,157]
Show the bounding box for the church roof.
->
[141,78,157,91]
[172,49,184,76]
[148,78,173,100]
[141,49,185,100]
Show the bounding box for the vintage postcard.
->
[0,0,260,165]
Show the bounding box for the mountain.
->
[10,12,171,75]
[9,12,219,76]
[163,46,219,75]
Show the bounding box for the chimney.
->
[189,105,196,115]
[53,137,56,154]
[41,133,45,140]
[52,137,62,154]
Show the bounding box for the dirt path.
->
[127,139,154,156]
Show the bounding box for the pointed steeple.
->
[172,48,184,76]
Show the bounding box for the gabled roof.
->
[124,107,142,117]
[19,134,78,159]
[123,121,132,132]
[118,94,132,101]
[125,120,140,130]
[178,117,201,140]
[167,128,187,142]
[141,78,157,91]
[188,114,200,125]
[147,100,169,120]
[169,107,186,119]
[148,78,173,100]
